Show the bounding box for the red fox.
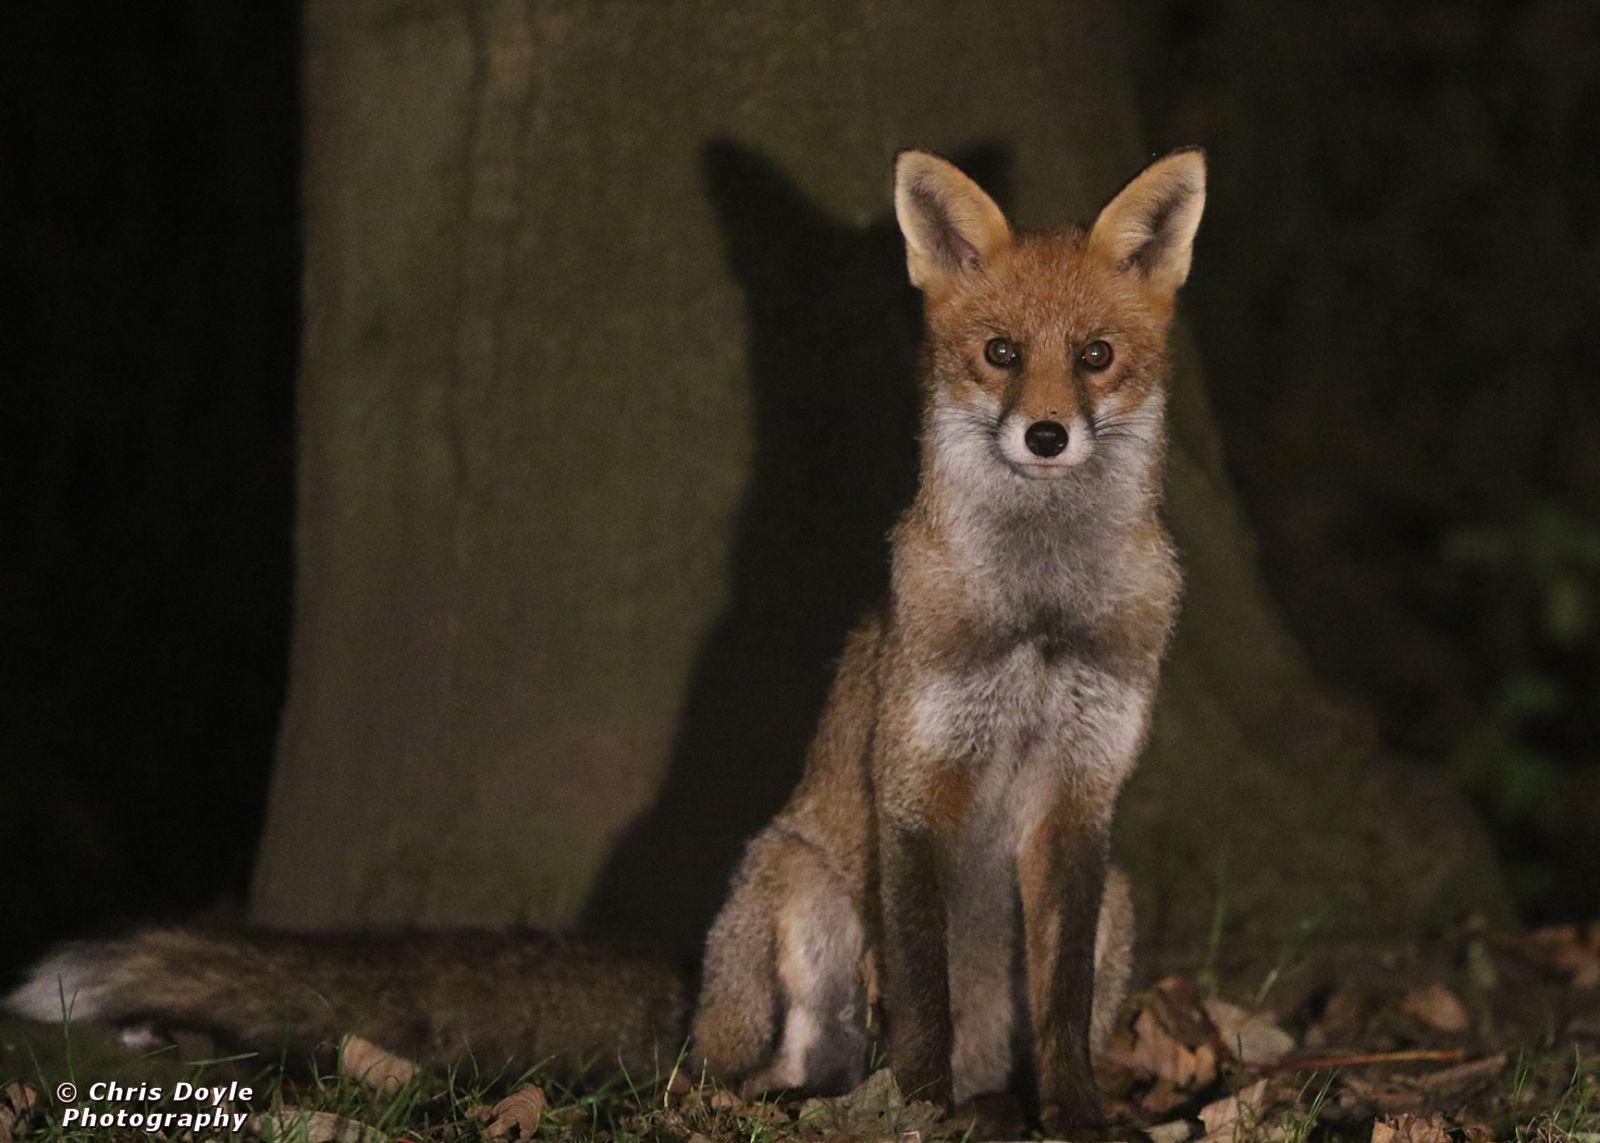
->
[690,148,1202,1131]
[7,148,1203,1132]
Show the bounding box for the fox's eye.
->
[983,337,1021,368]
[1080,340,1114,371]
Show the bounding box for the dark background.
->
[3,1,1596,974]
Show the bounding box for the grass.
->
[0,1020,950,1143]
[2,1002,1597,1142]
[1515,1048,1600,1143]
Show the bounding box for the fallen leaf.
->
[1304,989,1366,1049]
[1398,984,1469,1033]
[339,1034,420,1094]
[477,1085,545,1141]
[1152,977,1222,1046]
[664,1071,693,1097]
[0,1084,38,1143]
[1370,1113,1450,1143]
[795,1070,949,1140]
[1492,926,1600,988]
[1197,1079,1268,1143]
[1147,1121,1194,1143]
[1102,1008,1218,1089]
[1204,999,1296,1064]
[250,1108,389,1143]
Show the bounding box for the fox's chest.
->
[907,635,1151,795]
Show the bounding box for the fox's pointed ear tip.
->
[894,148,949,176]
[1161,146,1208,177]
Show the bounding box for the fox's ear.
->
[1088,148,1206,295]
[894,150,1012,291]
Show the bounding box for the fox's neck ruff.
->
[915,388,1169,626]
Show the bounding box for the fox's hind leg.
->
[693,829,867,1096]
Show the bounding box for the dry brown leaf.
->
[1491,926,1592,984]
[1517,924,1600,987]
[0,1084,39,1143]
[1197,1079,1268,1143]
[795,1069,946,1141]
[339,1034,421,1094]
[1147,1121,1195,1143]
[1204,999,1297,1064]
[250,1108,389,1143]
[1109,1009,1218,1089]
[477,1085,545,1141]
[1370,1113,1451,1143]
[1304,989,1366,1049]
[1151,977,1221,1045]
[664,1071,694,1097]
[1398,984,1470,1033]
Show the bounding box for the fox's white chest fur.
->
[910,638,1151,816]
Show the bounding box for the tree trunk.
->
[251,0,1510,956]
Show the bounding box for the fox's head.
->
[894,148,1205,498]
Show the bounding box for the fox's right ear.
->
[894,150,1012,291]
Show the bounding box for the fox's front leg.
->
[873,762,964,1109]
[1019,801,1111,1133]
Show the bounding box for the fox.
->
[690,148,1202,1131]
[6,147,1203,1132]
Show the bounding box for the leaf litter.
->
[4,922,1598,1142]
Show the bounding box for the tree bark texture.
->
[251,0,1510,955]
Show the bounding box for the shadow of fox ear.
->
[581,141,1007,962]
[701,139,841,285]
[702,138,1011,294]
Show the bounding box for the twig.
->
[1257,1048,1467,1073]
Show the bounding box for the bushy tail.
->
[6,927,689,1076]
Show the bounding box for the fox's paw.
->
[1037,1097,1111,1141]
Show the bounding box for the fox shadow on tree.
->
[585,140,1013,961]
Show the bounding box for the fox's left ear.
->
[1088,148,1206,295]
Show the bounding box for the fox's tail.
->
[6,927,690,1076]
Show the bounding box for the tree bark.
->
[252,0,1510,954]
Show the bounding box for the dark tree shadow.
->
[585,140,1011,962]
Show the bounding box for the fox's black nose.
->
[1024,420,1069,458]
